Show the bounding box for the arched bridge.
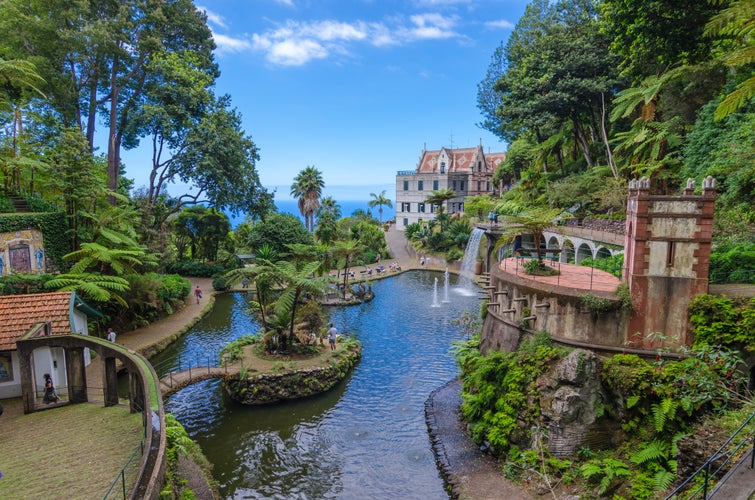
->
[475,222,625,272]
[158,364,239,397]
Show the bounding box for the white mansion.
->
[395,145,506,230]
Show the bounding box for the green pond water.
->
[150,270,480,499]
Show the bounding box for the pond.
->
[154,270,480,499]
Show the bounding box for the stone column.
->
[65,347,88,403]
[103,356,119,406]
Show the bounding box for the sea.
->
[227,199,397,229]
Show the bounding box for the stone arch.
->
[596,246,612,260]
[576,243,593,263]
[562,240,575,263]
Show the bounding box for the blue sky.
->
[122,0,528,202]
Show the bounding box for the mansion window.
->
[403,218,408,227]
[418,203,425,213]
[478,161,482,172]
[477,181,482,191]
[403,180,409,191]
[452,180,457,190]
[418,180,424,191]
[460,181,465,191]
[440,162,446,173]
[433,180,438,190]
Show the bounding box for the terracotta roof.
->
[416,146,506,174]
[0,292,75,351]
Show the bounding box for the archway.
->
[576,243,593,263]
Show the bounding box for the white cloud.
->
[213,32,252,53]
[197,6,228,29]
[403,13,459,41]
[274,0,295,6]
[484,19,515,30]
[215,12,461,66]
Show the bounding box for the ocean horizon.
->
[228,199,397,228]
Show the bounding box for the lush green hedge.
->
[163,261,227,277]
[689,294,755,352]
[0,212,69,270]
[708,242,755,284]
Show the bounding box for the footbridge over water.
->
[158,364,239,397]
[474,222,625,273]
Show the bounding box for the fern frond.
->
[630,439,669,465]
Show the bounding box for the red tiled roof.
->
[0,292,75,351]
[416,146,506,174]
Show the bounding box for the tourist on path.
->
[327,323,338,351]
[43,373,59,404]
[106,328,116,343]
[194,285,203,304]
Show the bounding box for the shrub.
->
[164,261,227,277]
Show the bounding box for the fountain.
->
[431,277,441,307]
[442,268,450,303]
[457,228,485,295]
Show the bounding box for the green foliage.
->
[0,273,54,294]
[103,273,190,330]
[220,334,260,363]
[212,275,229,291]
[164,261,227,278]
[247,212,313,257]
[580,293,617,318]
[455,333,559,455]
[688,294,755,352]
[708,241,755,284]
[579,253,624,278]
[580,458,631,495]
[615,281,634,312]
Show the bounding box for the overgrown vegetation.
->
[160,413,217,499]
[456,332,752,498]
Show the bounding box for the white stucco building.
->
[395,145,506,230]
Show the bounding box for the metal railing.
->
[665,411,755,499]
[708,269,755,285]
[497,250,625,292]
[103,437,145,499]
[151,350,232,391]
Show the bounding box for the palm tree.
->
[318,195,341,219]
[290,166,324,232]
[425,188,456,231]
[368,190,393,223]
[493,207,570,263]
[333,239,364,291]
[262,260,331,351]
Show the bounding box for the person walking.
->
[43,373,59,404]
[194,285,203,304]
[327,323,338,351]
[106,328,116,343]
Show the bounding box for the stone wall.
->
[480,270,628,355]
[223,348,361,405]
[565,218,626,234]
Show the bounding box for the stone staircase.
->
[0,190,32,213]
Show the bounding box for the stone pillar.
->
[103,357,119,407]
[623,177,716,348]
[65,347,88,403]
[129,370,145,414]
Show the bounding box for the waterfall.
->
[457,228,485,295]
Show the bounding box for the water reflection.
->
[161,271,479,499]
